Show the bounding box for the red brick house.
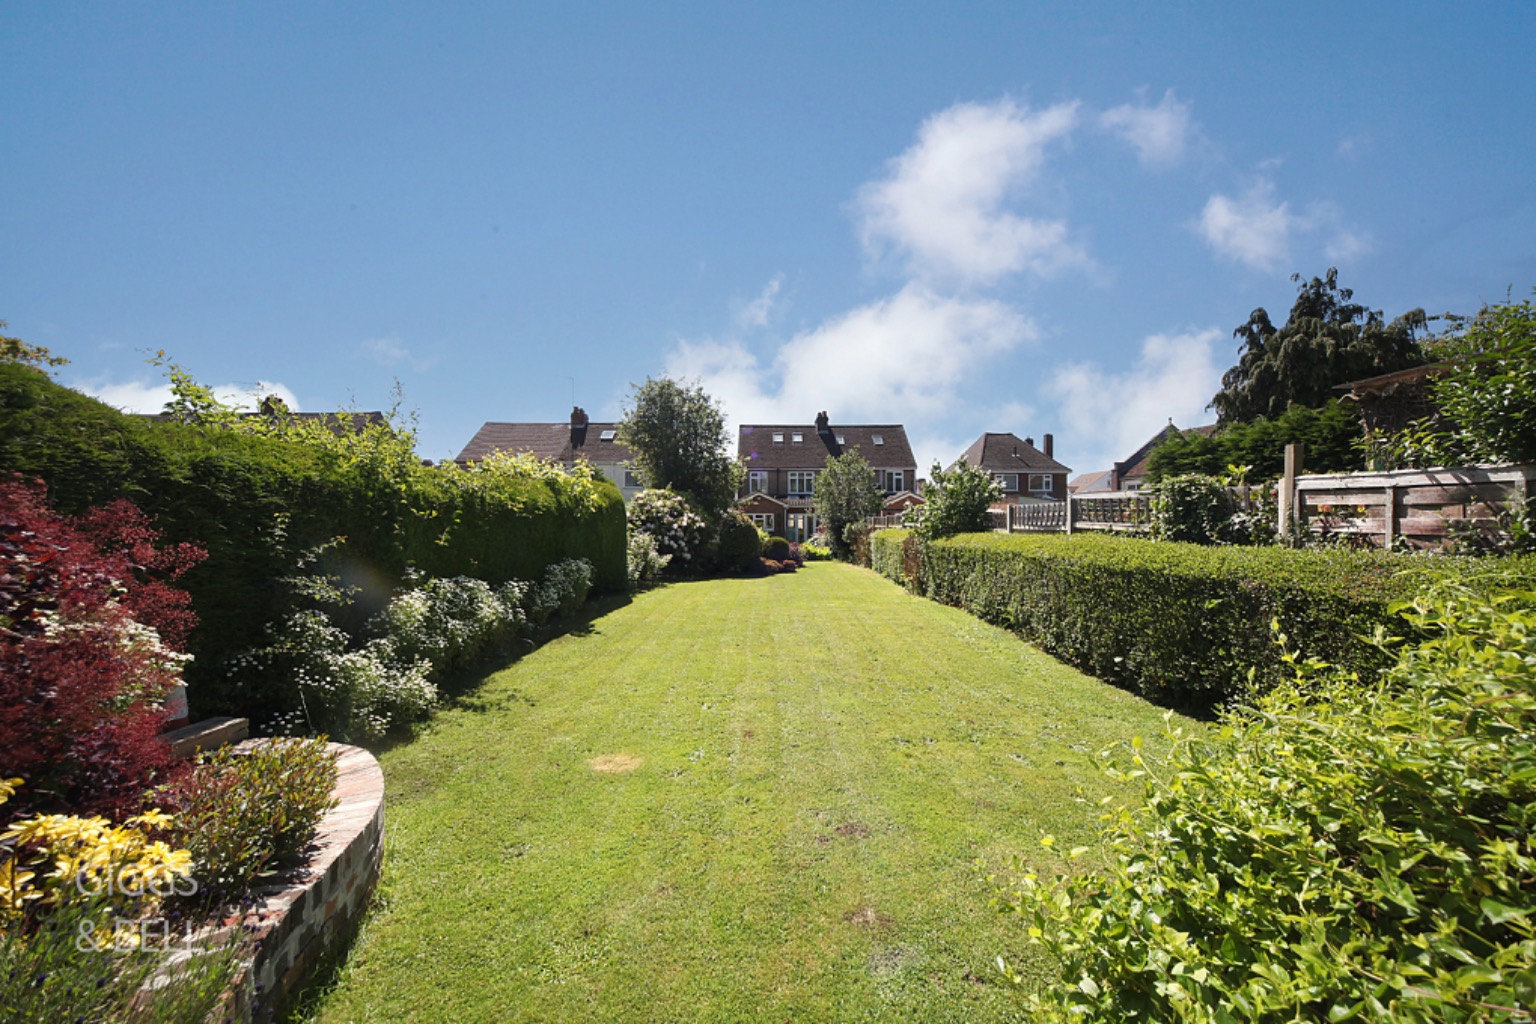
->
[736,412,921,541]
[950,432,1071,505]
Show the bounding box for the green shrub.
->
[870,529,909,585]
[1147,473,1237,544]
[713,511,762,574]
[626,530,671,590]
[159,737,338,901]
[763,535,791,561]
[524,558,594,625]
[906,461,1001,540]
[919,532,1531,709]
[0,890,242,1024]
[997,578,1536,1022]
[0,363,626,720]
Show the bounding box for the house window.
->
[792,432,804,443]
[994,473,1019,492]
[787,470,817,497]
[786,512,814,542]
[623,469,645,488]
[1028,474,1054,496]
[878,470,904,493]
[872,434,885,445]
[747,470,767,494]
[749,513,775,532]
[599,429,617,441]
[836,435,845,445]
[772,432,784,443]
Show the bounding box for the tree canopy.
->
[812,449,884,560]
[907,461,1000,540]
[1212,269,1428,424]
[616,377,742,517]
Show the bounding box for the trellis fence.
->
[1286,462,1536,549]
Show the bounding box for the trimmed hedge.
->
[881,527,1535,710]
[0,363,625,719]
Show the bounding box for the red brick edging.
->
[219,742,385,1022]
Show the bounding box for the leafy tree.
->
[1213,269,1428,423]
[1147,401,1363,482]
[812,450,884,560]
[907,461,1001,540]
[0,320,67,370]
[1430,292,1536,464]
[617,377,742,517]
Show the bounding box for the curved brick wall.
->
[221,742,385,1022]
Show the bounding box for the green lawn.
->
[305,562,1190,1023]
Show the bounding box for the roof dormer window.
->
[792,432,804,443]
[599,429,616,441]
[872,434,885,445]
[772,432,784,443]
[836,435,845,445]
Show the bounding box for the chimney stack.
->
[1024,436,1034,448]
[815,410,830,434]
[1043,433,1054,458]
[570,406,589,448]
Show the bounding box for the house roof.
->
[1115,422,1216,480]
[949,432,1072,475]
[738,421,916,471]
[1068,470,1113,493]
[455,421,634,464]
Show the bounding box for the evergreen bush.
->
[918,532,1530,709]
[0,363,625,720]
[998,578,1536,1022]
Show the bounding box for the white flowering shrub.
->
[626,530,671,590]
[627,489,707,570]
[372,575,527,675]
[245,609,438,742]
[525,558,594,625]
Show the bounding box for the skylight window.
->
[772,432,784,443]
[599,429,616,441]
[872,434,885,445]
[836,435,846,445]
[792,432,804,443]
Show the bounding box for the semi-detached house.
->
[735,412,922,542]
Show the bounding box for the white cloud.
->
[856,98,1087,286]
[734,275,784,330]
[1324,225,1373,263]
[1100,88,1195,168]
[78,377,300,415]
[1047,327,1223,472]
[363,336,436,371]
[1198,179,1295,271]
[666,284,1038,469]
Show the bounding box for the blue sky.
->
[4,3,1533,477]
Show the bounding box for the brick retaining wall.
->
[218,742,385,1022]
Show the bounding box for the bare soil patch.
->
[588,753,643,773]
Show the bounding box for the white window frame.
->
[791,432,804,443]
[623,469,645,488]
[749,513,775,532]
[994,473,1019,492]
[878,469,904,493]
[747,470,768,494]
[772,432,784,443]
[787,470,817,497]
[1028,474,1054,496]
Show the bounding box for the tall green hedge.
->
[882,527,1533,710]
[0,363,625,719]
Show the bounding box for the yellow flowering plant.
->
[0,779,196,923]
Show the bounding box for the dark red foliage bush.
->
[0,477,205,820]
